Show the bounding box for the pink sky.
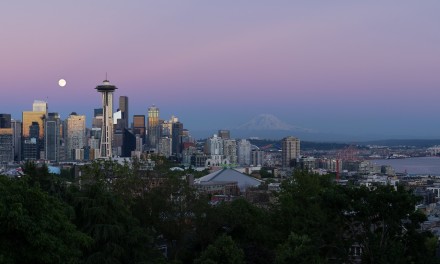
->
[0,1,439,138]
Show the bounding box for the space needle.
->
[95,79,117,158]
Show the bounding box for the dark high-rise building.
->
[23,122,40,160]
[11,119,22,161]
[133,114,146,144]
[90,108,103,153]
[0,114,11,128]
[22,138,38,160]
[29,122,40,142]
[122,129,136,157]
[119,96,129,129]
[94,108,103,117]
[113,127,123,157]
[147,105,160,149]
[172,122,183,155]
[45,113,61,161]
[0,114,13,162]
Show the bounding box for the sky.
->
[1,1,439,139]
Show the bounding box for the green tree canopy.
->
[66,183,161,263]
[0,176,91,264]
[194,234,245,264]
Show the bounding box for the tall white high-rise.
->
[237,139,251,166]
[205,134,223,156]
[282,136,300,168]
[95,80,117,158]
[32,100,48,114]
[223,139,237,165]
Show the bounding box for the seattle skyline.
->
[1,1,439,139]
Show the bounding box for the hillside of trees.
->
[1,160,439,263]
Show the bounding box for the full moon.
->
[58,79,67,87]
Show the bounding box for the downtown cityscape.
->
[2,1,440,263]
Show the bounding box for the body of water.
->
[371,157,440,176]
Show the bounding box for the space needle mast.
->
[95,79,117,158]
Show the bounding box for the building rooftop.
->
[195,168,262,191]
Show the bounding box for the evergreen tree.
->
[0,176,91,263]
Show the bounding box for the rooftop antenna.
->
[105,72,108,81]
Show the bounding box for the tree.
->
[275,233,322,264]
[345,185,439,264]
[275,170,350,262]
[0,176,91,263]
[66,183,161,263]
[275,170,440,263]
[188,198,277,264]
[194,234,245,264]
[131,173,208,262]
[259,167,272,178]
[22,160,67,198]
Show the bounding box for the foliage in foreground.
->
[0,160,439,264]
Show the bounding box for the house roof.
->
[195,168,262,191]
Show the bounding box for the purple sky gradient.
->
[1,1,439,139]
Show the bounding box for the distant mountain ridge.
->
[236,114,313,132]
[192,114,435,141]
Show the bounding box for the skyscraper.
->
[204,135,222,155]
[94,108,103,118]
[237,139,251,166]
[45,113,61,161]
[90,108,103,153]
[22,109,45,160]
[147,105,160,150]
[121,129,136,157]
[0,114,13,162]
[161,115,178,137]
[66,113,86,161]
[251,150,264,166]
[133,114,145,148]
[32,100,48,113]
[133,115,145,135]
[119,96,129,129]
[223,139,237,165]
[204,134,226,167]
[172,122,183,155]
[0,114,11,128]
[23,122,40,160]
[11,119,22,161]
[282,136,300,168]
[158,137,172,158]
[22,111,45,139]
[95,79,117,158]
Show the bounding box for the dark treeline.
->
[1,159,439,263]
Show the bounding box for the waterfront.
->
[372,157,440,176]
